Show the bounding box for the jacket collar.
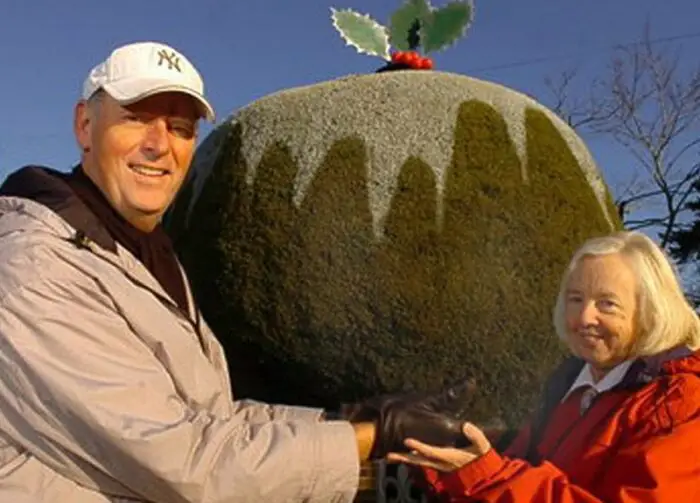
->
[563,360,634,402]
[0,165,196,321]
[621,344,697,387]
[0,165,116,251]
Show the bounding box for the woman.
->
[389,230,700,502]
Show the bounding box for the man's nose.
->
[141,118,169,159]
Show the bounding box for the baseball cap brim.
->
[103,78,215,122]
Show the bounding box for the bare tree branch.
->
[543,23,700,249]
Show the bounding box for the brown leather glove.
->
[330,378,477,460]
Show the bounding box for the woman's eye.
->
[599,299,617,310]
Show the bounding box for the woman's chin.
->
[574,343,611,367]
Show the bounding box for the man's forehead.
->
[121,92,201,119]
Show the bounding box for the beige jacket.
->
[0,169,359,502]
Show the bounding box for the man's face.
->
[74,91,200,231]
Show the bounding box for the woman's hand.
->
[386,422,492,472]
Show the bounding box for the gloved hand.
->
[330,378,477,460]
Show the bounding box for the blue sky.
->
[1,0,699,199]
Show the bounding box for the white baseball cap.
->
[82,41,215,122]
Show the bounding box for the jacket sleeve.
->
[230,398,325,423]
[194,316,325,424]
[0,255,358,503]
[427,418,700,502]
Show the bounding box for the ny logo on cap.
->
[157,49,182,72]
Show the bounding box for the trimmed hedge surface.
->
[168,73,620,427]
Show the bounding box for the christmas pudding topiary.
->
[166,1,620,434]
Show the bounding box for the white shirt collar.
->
[562,360,634,403]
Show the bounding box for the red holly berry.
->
[403,51,419,66]
[394,51,411,64]
[420,57,434,70]
[391,51,403,63]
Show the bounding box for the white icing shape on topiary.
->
[185,71,614,235]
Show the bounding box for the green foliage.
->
[421,1,474,53]
[331,8,391,60]
[170,99,619,428]
[332,0,474,58]
[389,0,431,51]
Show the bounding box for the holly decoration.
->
[331,7,392,60]
[392,50,433,69]
[331,0,474,71]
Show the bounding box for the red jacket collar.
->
[621,345,698,389]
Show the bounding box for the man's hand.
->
[333,378,478,460]
[370,398,468,459]
[340,378,476,425]
[352,422,377,462]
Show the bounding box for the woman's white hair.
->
[552,230,700,357]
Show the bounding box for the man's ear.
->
[74,100,93,153]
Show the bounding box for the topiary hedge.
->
[167,71,621,428]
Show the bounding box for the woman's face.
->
[564,253,638,379]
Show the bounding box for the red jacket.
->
[421,347,700,502]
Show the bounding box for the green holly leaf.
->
[331,7,391,60]
[421,0,474,54]
[389,0,432,51]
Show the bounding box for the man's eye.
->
[123,114,145,123]
[170,122,195,138]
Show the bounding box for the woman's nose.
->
[578,302,598,326]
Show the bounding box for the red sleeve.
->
[426,418,700,502]
[500,422,531,457]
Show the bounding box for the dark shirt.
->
[63,165,189,314]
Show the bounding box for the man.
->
[0,42,466,502]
